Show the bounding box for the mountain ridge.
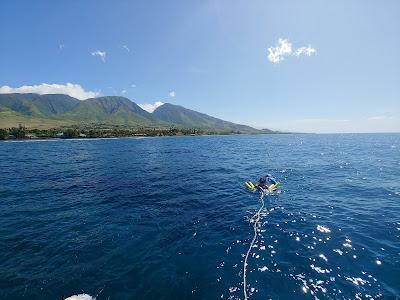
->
[0,93,267,133]
[153,103,261,133]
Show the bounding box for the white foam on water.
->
[316,225,331,233]
[229,286,238,293]
[64,294,95,300]
[310,264,331,274]
[319,254,328,262]
[343,243,352,248]
[310,280,327,294]
[346,277,367,286]
[242,192,271,300]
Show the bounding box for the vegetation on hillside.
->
[153,103,262,133]
[0,93,266,134]
[0,124,245,140]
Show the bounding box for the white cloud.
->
[267,39,293,63]
[122,45,130,52]
[0,83,99,100]
[368,115,388,121]
[169,91,176,97]
[121,90,127,94]
[294,46,316,57]
[138,101,164,113]
[267,38,316,64]
[131,84,136,88]
[91,50,106,62]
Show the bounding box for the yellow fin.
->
[270,182,281,190]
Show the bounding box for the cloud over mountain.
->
[138,101,164,113]
[0,83,99,100]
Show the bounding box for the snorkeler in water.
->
[256,174,277,191]
[257,176,268,189]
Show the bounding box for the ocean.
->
[0,133,399,299]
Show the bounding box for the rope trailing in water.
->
[243,190,267,300]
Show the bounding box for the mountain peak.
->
[0,93,263,133]
[153,102,259,133]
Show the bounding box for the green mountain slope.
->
[153,103,260,133]
[61,96,163,126]
[0,94,44,117]
[32,94,80,116]
[0,93,80,117]
[0,93,266,133]
[0,111,72,129]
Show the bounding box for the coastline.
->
[0,131,286,142]
[0,125,283,141]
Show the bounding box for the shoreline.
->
[0,125,284,141]
[0,132,286,142]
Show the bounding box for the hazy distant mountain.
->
[153,103,259,133]
[0,93,265,133]
[260,128,275,134]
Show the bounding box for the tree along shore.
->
[0,124,256,140]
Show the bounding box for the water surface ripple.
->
[0,134,399,299]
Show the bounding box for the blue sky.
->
[0,0,399,133]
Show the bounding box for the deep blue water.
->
[0,134,399,300]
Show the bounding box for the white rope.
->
[243,190,267,300]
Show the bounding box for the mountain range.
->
[0,93,271,133]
